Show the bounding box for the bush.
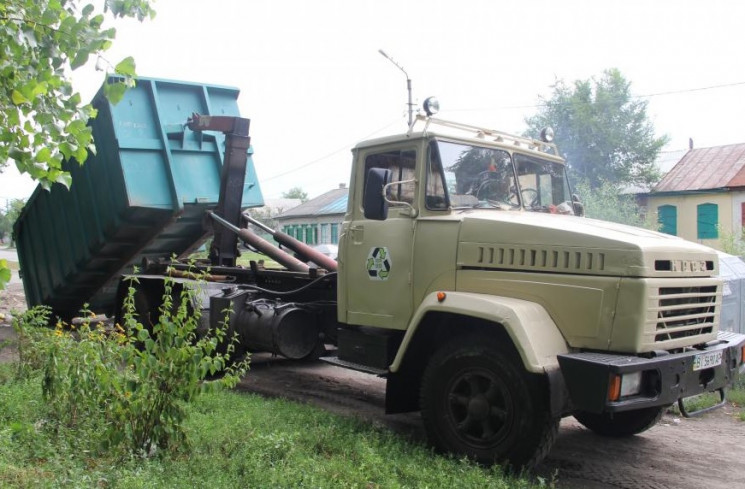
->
[574,179,658,230]
[12,273,249,457]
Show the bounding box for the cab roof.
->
[353,116,564,164]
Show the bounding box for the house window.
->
[330,223,339,244]
[300,224,309,244]
[697,203,718,239]
[657,205,677,236]
[320,223,330,244]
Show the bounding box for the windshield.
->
[428,140,574,213]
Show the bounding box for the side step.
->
[319,355,388,376]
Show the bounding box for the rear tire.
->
[574,406,664,437]
[420,337,558,469]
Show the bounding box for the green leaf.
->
[31,81,48,98]
[55,172,73,189]
[35,147,52,163]
[8,147,26,161]
[114,56,136,77]
[60,142,76,160]
[70,50,90,70]
[11,89,28,105]
[137,329,150,342]
[103,82,128,105]
[68,119,88,137]
[0,260,10,289]
[73,145,89,164]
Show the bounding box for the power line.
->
[445,80,745,113]
[261,117,404,182]
[255,80,745,183]
[636,80,745,98]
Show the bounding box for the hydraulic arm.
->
[186,113,251,267]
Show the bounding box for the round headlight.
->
[423,96,440,116]
[540,127,555,143]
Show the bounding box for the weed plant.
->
[10,273,248,458]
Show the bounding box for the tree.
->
[573,180,657,230]
[0,198,26,244]
[0,211,8,243]
[1,0,155,189]
[0,0,155,289]
[525,69,668,189]
[282,187,309,203]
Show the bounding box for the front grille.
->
[652,286,717,342]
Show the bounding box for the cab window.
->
[425,141,448,209]
[363,149,416,205]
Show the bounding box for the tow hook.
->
[677,388,726,418]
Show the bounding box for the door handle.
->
[350,225,364,244]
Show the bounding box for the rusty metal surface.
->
[244,214,338,272]
[655,143,745,192]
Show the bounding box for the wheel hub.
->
[468,395,490,420]
[445,370,514,446]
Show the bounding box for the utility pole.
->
[378,49,414,127]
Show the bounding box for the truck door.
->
[340,146,417,330]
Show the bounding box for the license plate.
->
[693,351,722,371]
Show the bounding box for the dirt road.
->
[2,282,744,488]
[239,353,745,489]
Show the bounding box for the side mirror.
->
[571,193,585,217]
[364,168,392,220]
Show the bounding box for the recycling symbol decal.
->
[366,247,392,281]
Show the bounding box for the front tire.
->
[574,406,664,437]
[420,338,558,469]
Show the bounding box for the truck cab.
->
[339,117,578,330]
[334,114,745,468]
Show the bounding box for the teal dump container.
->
[14,77,264,318]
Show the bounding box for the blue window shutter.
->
[658,205,677,236]
[697,203,718,239]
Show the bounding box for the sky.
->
[2,0,745,205]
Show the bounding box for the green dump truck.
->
[15,80,745,469]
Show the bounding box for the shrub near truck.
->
[14,82,745,469]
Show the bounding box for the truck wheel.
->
[420,338,558,469]
[574,406,664,437]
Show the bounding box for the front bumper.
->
[558,331,745,414]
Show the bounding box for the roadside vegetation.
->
[0,363,550,488]
[0,277,549,488]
